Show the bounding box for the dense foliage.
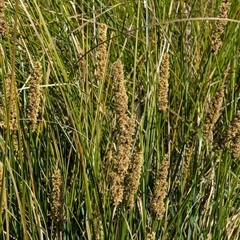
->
[0,0,239,239]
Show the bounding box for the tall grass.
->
[0,0,240,239]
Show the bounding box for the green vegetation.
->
[0,0,240,239]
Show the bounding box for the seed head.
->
[219,111,240,148]
[27,62,42,131]
[109,59,134,206]
[157,53,169,111]
[203,87,224,141]
[150,154,169,220]
[95,24,108,81]
[232,133,240,159]
[123,148,143,209]
[51,168,63,224]
[2,76,18,131]
[0,0,7,37]
[211,0,231,54]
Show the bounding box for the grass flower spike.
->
[51,167,64,237]
[151,154,169,220]
[109,59,134,206]
[203,87,224,141]
[3,76,18,131]
[211,0,231,54]
[26,62,42,131]
[157,53,169,111]
[123,148,143,208]
[218,111,240,148]
[95,24,108,82]
[0,0,7,37]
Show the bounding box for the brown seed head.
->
[231,133,240,159]
[110,117,135,206]
[51,168,63,224]
[157,53,169,111]
[0,0,7,37]
[95,24,108,81]
[123,148,143,209]
[211,0,231,54]
[3,76,18,131]
[219,111,240,148]
[151,154,169,220]
[27,62,42,131]
[109,59,135,206]
[112,59,128,115]
[203,87,224,141]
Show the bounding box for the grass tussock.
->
[0,0,239,239]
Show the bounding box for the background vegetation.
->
[0,0,239,239]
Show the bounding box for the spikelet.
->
[95,24,107,82]
[157,53,169,111]
[109,59,134,206]
[203,87,224,141]
[0,0,7,37]
[50,168,64,227]
[123,148,143,209]
[211,0,231,54]
[150,154,169,220]
[26,62,42,131]
[3,76,18,131]
[0,162,6,212]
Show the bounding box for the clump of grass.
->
[157,53,169,111]
[26,62,42,131]
[211,0,231,54]
[0,0,239,239]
